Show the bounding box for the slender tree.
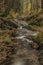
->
[41,0,43,9]
[13,0,21,13]
[36,0,39,11]
[30,0,32,12]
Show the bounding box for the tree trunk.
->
[1,0,14,17]
[30,0,32,13]
[41,0,43,9]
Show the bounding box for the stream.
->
[11,19,39,65]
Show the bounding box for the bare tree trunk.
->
[30,0,32,13]
[0,0,5,13]
[36,0,39,11]
[41,0,43,9]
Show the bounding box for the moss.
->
[32,32,43,44]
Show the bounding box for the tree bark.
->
[41,0,43,9]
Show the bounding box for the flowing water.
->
[11,19,39,65]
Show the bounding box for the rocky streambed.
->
[11,19,40,65]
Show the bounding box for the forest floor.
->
[0,12,43,65]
